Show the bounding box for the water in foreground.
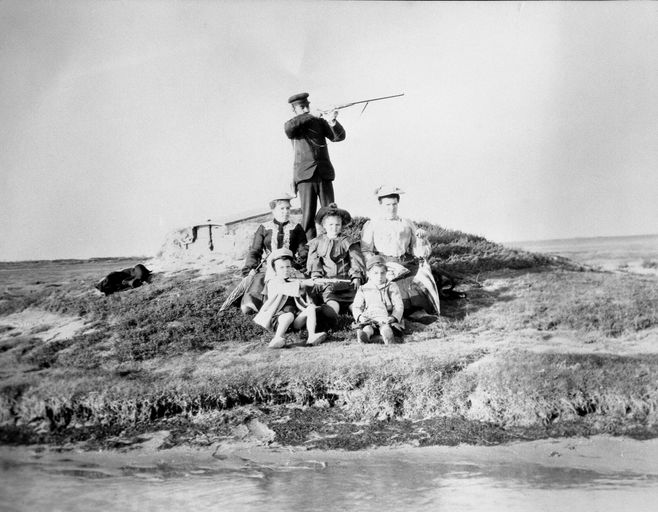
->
[1,436,657,512]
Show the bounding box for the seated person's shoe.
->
[306,332,328,346]
[356,329,370,344]
[268,336,287,349]
[381,330,395,345]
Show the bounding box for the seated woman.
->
[307,204,366,321]
[360,185,439,316]
[240,193,307,314]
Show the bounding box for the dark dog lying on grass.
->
[95,264,152,296]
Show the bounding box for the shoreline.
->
[3,397,658,456]
[3,433,658,478]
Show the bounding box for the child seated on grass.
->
[352,255,404,345]
[254,248,327,349]
[307,204,365,325]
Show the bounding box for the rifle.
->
[290,278,352,285]
[318,93,404,116]
[313,278,352,285]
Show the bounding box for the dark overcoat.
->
[284,113,346,187]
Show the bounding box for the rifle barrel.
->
[321,93,404,113]
[343,93,405,107]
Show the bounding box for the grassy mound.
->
[1,221,575,368]
[1,222,658,447]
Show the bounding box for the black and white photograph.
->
[1,1,657,510]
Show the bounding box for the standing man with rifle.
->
[284,92,346,240]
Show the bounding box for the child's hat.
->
[366,255,387,270]
[315,203,352,226]
[270,248,294,269]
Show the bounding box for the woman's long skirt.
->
[383,256,438,315]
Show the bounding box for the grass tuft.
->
[641,259,658,269]
[442,352,658,427]
[343,217,558,275]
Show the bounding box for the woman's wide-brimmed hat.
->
[269,192,295,209]
[374,185,405,199]
[269,248,294,269]
[270,192,295,203]
[315,203,352,226]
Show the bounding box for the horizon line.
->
[2,232,657,264]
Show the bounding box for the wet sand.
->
[2,433,657,478]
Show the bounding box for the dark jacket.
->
[242,221,308,275]
[307,235,365,281]
[284,113,346,186]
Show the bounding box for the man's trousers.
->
[297,178,335,240]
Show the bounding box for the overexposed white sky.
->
[1,0,657,260]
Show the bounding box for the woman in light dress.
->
[360,186,440,316]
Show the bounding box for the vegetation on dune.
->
[2,223,581,370]
[642,259,658,269]
[1,224,658,447]
[2,350,483,430]
[443,271,658,337]
[442,352,658,427]
[3,348,658,446]
[344,217,561,275]
[519,273,658,336]
[3,270,269,370]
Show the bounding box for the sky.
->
[1,0,657,261]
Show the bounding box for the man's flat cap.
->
[288,92,310,104]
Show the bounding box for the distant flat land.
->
[510,233,658,274]
[0,257,146,288]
